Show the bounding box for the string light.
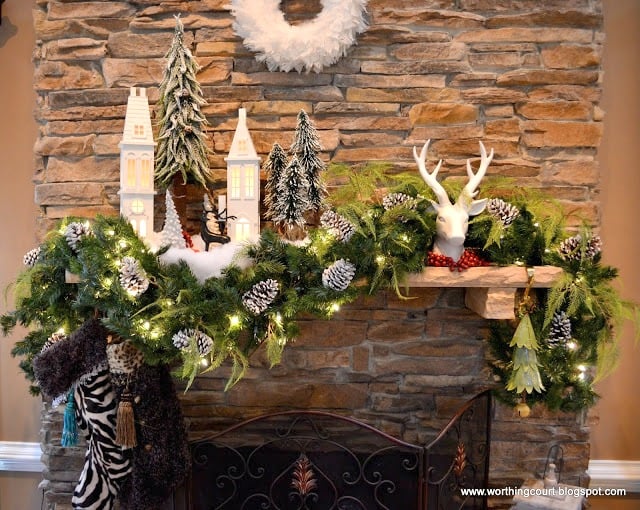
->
[330,302,340,313]
[229,315,240,328]
[577,364,588,381]
[566,341,577,351]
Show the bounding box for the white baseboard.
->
[588,460,640,493]
[0,441,43,473]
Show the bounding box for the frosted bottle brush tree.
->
[263,143,288,220]
[155,15,212,190]
[290,110,327,216]
[271,156,310,237]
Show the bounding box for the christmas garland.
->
[2,172,638,413]
[229,0,369,73]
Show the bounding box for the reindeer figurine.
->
[201,194,233,251]
[414,140,493,262]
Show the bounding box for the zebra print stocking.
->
[72,364,132,509]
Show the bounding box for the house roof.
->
[227,108,259,162]
[120,87,155,147]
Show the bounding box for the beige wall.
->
[591,0,640,462]
[0,0,637,507]
[0,0,44,508]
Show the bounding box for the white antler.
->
[463,141,493,199]
[413,140,450,206]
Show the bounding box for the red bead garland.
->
[427,249,490,271]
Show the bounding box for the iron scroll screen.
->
[184,390,491,510]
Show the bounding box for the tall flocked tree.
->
[155,15,212,190]
[272,156,310,238]
[290,110,327,215]
[263,142,289,220]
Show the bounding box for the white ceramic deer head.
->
[414,140,494,262]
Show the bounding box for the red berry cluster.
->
[182,229,194,249]
[427,249,490,272]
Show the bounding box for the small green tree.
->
[155,15,212,189]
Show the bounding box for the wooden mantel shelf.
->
[68,265,562,320]
[404,265,563,320]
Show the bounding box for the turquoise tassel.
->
[61,387,78,447]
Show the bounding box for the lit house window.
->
[138,219,147,238]
[131,199,144,214]
[134,124,144,137]
[230,166,241,199]
[235,218,251,242]
[126,157,137,188]
[140,158,151,188]
[244,166,254,199]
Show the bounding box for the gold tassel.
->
[115,389,137,449]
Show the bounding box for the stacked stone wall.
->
[32,1,602,507]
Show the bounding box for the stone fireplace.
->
[33,0,602,508]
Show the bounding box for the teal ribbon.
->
[61,387,78,447]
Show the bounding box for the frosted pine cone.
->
[320,210,355,242]
[558,235,581,260]
[196,331,214,356]
[41,331,67,353]
[486,198,519,226]
[172,329,191,350]
[584,235,602,259]
[322,259,356,292]
[559,234,602,261]
[547,311,572,346]
[23,247,41,267]
[382,192,417,211]
[64,222,91,252]
[172,328,214,356]
[242,279,279,314]
[119,256,149,297]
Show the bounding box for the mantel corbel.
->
[404,266,563,319]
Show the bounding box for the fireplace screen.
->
[181,390,491,510]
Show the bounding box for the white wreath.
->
[229,0,368,73]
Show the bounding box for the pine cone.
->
[487,198,519,226]
[64,222,92,252]
[119,256,149,297]
[41,331,67,353]
[23,247,41,267]
[196,331,213,356]
[558,235,582,260]
[559,234,601,261]
[320,210,355,242]
[584,235,602,259]
[172,329,191,350]
[547,311,572,346]
[322,259,356,292]
[172,329,214,356]
[382,192,417,211]
[242,279,279,315]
